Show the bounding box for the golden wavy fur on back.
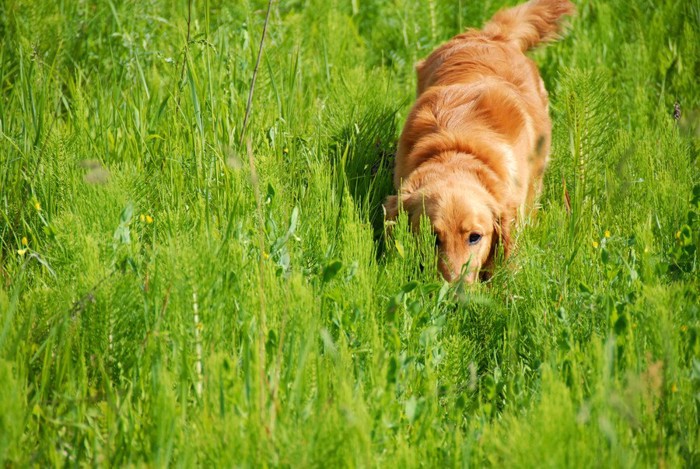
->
[385,0,574,282]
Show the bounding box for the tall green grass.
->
[1,0,699,466]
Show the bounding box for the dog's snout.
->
[438,255,476,284]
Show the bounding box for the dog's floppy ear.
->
[383,195,400,221]
[482,209,514,280]
[384,189,417,221]
[495,213,513,258]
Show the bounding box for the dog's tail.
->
[482,0,575,52]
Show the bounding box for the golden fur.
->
[385,0,574,282]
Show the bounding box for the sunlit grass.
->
[1,0,699,465]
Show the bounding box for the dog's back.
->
[415,0,575,94]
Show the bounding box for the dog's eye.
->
[468,233,482,245]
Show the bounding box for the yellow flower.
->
[34,201,42,211]
[17,248,28,256]
[681,325,688,332]
[675,231,681,239]
[145,215,153,224]
[671,383,678,393]
[140,214,146,222]
[592,241,599,248]
[21,236,28,246]
[604,230,611,238]
[263,251,270,260]
[283,147,289,154]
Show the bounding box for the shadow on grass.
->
[329,105,400,253]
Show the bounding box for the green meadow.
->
[1,0,699,465]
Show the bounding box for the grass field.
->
[1,0,699,466]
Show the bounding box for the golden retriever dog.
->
[384,0,574,282]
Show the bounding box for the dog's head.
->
[385,171,512,283]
